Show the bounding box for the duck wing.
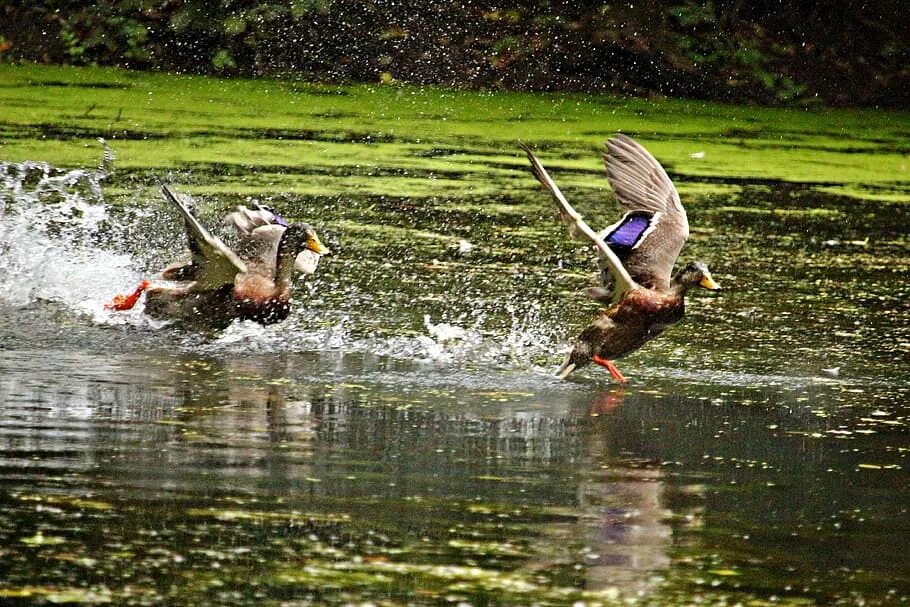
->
[227,204,287,236]
[225,205,320,276]
[600,135,689,290]
[159,183,247,289]
[522,145,638,300]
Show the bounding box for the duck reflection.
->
[1,345,710,603]
[521,387,689,597]
[170,369,685,598]
[574,391,672,593]
[587,386,628,415]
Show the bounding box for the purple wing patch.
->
[255,203,289,227]
[271,212,289,227]
[604,211,654,256]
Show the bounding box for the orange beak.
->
[699,273,721,290]
[307,233,331,256]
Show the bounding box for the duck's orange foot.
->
[105,280,150,311]
[592,354,628,384]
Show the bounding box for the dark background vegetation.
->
[1,0,908,107]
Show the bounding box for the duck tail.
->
[555,353,576,378]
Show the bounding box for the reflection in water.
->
[575,466,670,593]
[2,156,909,604]
[2,337,909,603]
[587,387,628,415]
[576,389,672,594]
[522,389,678,597]
[0,349,685,603]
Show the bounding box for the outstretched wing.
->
[522,144,638,300]
[158,183,247,289]
[602,135,689,289]
[225,204,320,276]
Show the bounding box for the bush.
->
[1,1,906,107]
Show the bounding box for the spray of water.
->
[204,300,564,375]
[0,146,567,372]
[0,142,149,323]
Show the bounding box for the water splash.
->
[204,300,565,375]
[0,147,569,371]
[0,139,113,214]
[0,144,146,322]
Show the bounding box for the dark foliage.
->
[1,1,907,106]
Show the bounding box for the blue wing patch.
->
[604,211,655,258]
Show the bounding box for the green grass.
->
[1,63,909,201]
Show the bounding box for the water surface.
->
[1,68,909,606]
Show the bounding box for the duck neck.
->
[670,277,694,298]
[274,231,299,292]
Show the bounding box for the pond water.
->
[1,82,910,605]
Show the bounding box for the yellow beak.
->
[699,273,721,290]
[307,233,331,256]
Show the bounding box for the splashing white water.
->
[0,149,148,323]
[204,301,563,373]
[0,150,568,370]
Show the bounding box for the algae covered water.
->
[1,65,909,606]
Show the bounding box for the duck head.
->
[279,223,331,256]
[275,224,331,281]
[674,261,720,292]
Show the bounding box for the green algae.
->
[0,585,114,604]
[1,64,908,202]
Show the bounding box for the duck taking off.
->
[523,135,720,382]
[106,183,330,329]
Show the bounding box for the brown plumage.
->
[523,135,720,382]
[107,183,330,329]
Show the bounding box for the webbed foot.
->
[105,280,150,311]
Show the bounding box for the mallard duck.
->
[106,183,330,328]
[523,135,720,382]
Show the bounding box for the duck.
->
[106,183,330,328]
[523,135,720,382]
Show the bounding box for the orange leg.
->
[105,280,150,311]
[592,354,628,384]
